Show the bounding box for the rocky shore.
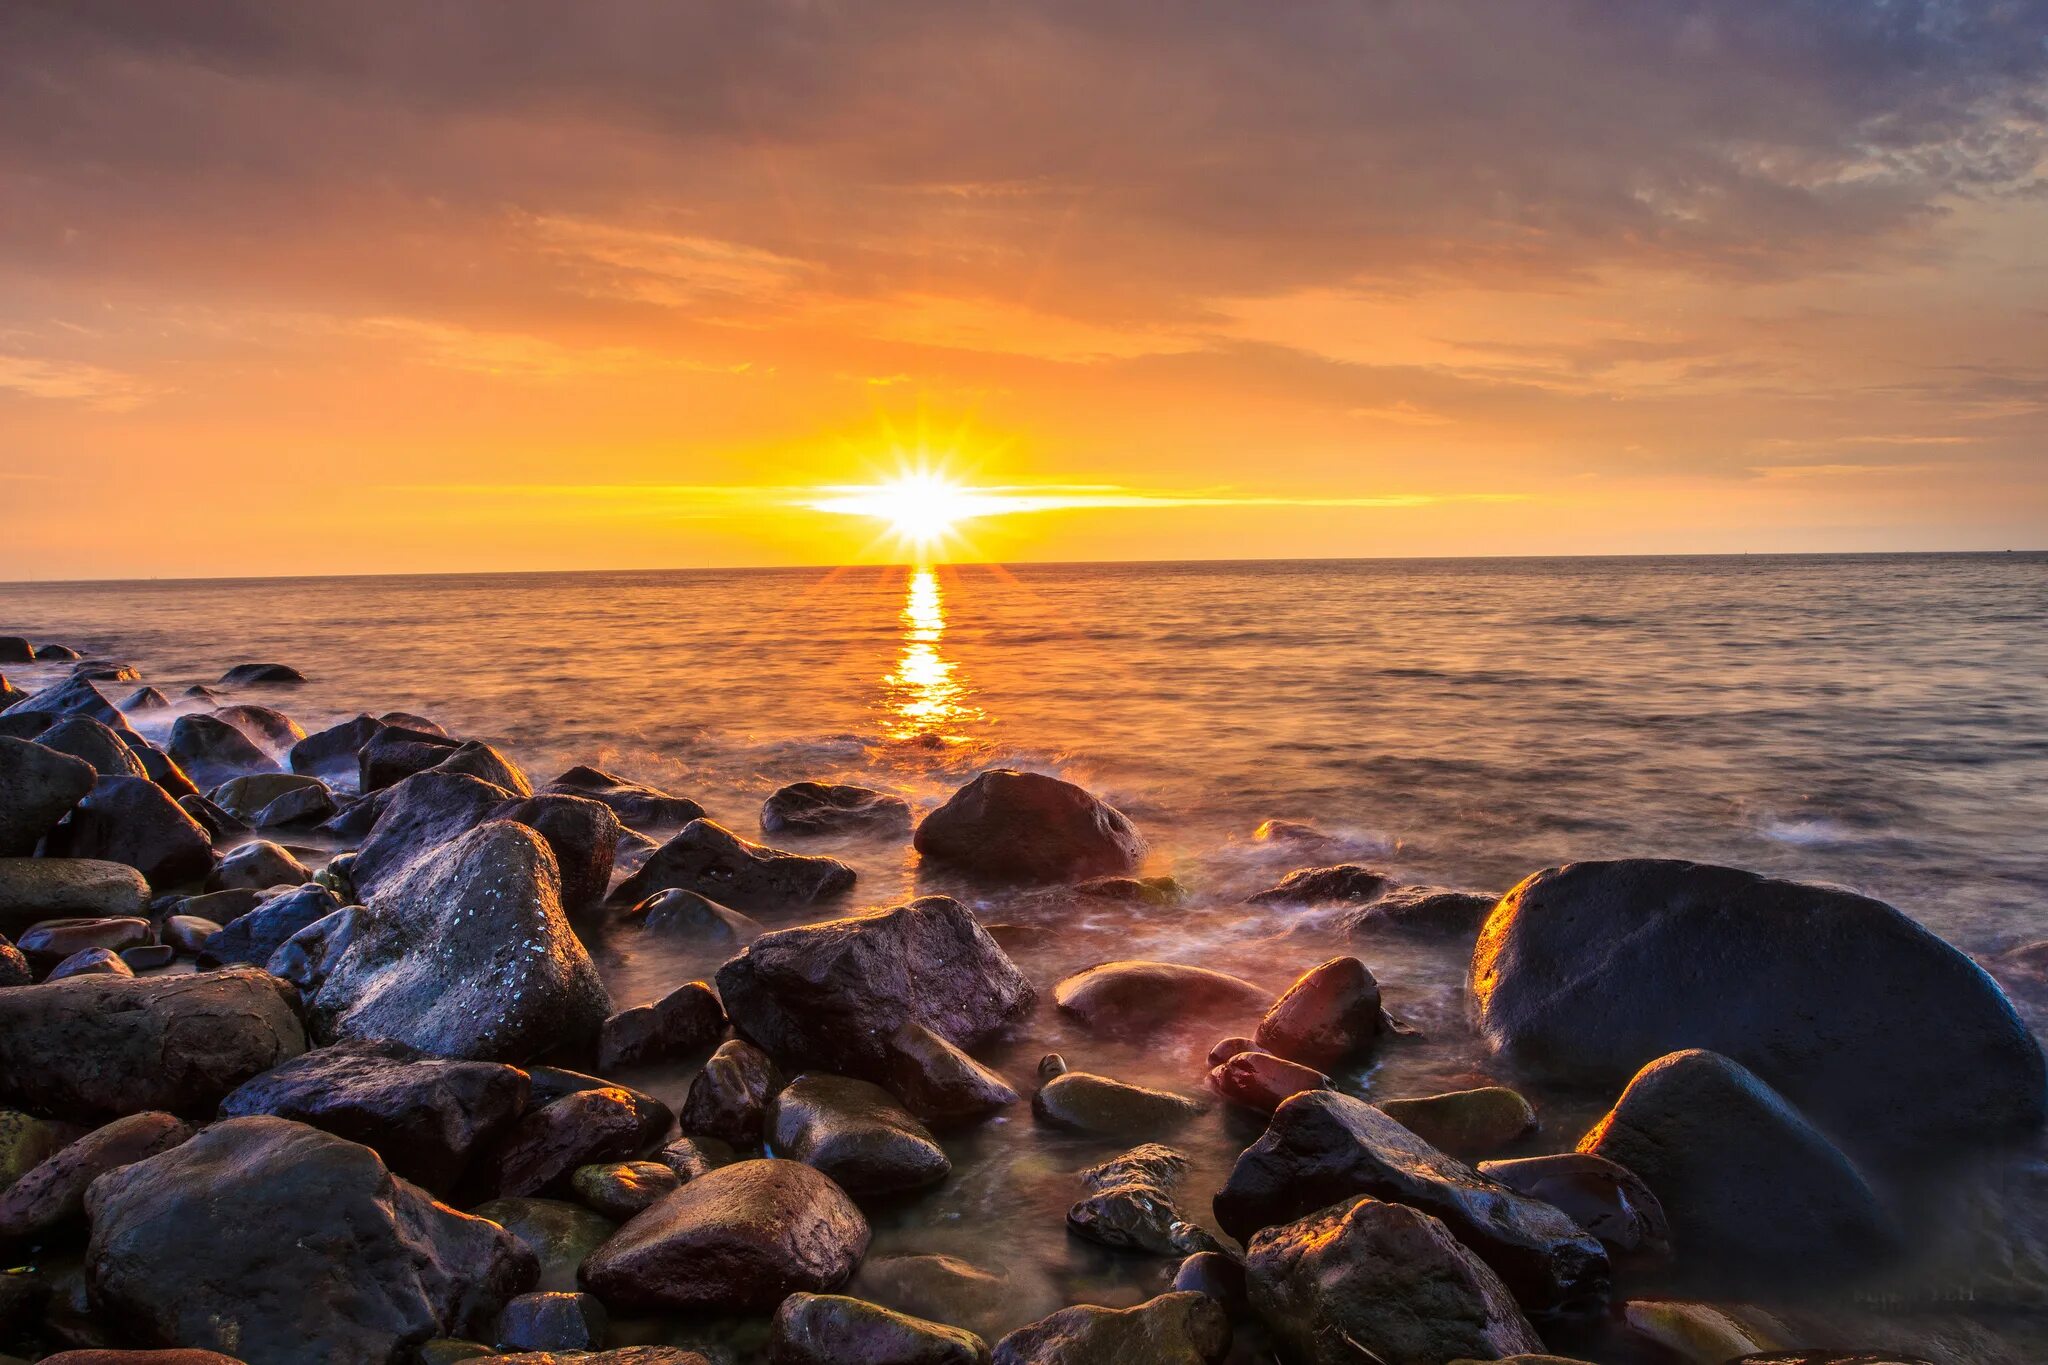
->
[0,635,2043,1365]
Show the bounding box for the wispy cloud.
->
[0,355,162,410]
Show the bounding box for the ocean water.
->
[7,551,2048,1360]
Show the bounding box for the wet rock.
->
[349,770,513,900]
[267,904,361,990]
[48,946,131,980]
[1253,956,1384,1069]
[1342,885,1497,939]
[580,1158,870,1312]
[45,776,214,888]
[310,820,613,1062]
[472,1196,617,1294]
[206,838,309,891]
[613,825,659,873]
[39,1352,247,1364]
[168,884,264,925]
[491,793,620,910]
[0,706,56,737]
[219,662,305,685]
[214,703,306,761]
[182,683,224,703]
[991,1292,1229,1365]
[770,1292,990,1365]
[1213,1090,1610,1325]
[525,1068,673,1146]
[195,882,341,967]
[176,791,244,840]
[1068,1144,1220,1256]
[1247,863,1390,906]
[1245,1196,1544,1365]
[86,1116,533,1360]
[878,1021,1018,1128]
[130,737,202,801]
[433,739,534,797]
[622,887,763,944]
[219,1039,530,1196]
[496,1352,708,1365]
[479,1086,653,1199]
[545,765,705,829]
[210,772,334,827]
[1471,858,2048,1161]
[321,790,385,840]
[0,736,93,855]
[762,781,912,837]
[1252,818,1331,846]
[850,1255,1011,1343]
[32,717,149,780]
[572,1160,681,1220]
[497,1290,607,1352]
[769,1073,950,1196]
[0,1111,193,1240]
[655,1135,735,1183]
[16,915,152,971]
[0,638,30,663]
[359,724,463,792]
[1073,874,1185,905]
[120,943,174,971]
[1033,1072,1206,1140]
[1171,1251,1246,1314]
[0,858,147,936]
[1477,1152,1672,1265]
[0,672,23,708]
[1577,1048,1900,1287]
[118,685,171,712]
[1206,1048,1330,1113]
[1379,1087,1538,1158]
[1053,961,1267,1035]
[7,673,123,725]
[0,966,305,1120]
[615,818,855,911]
[166,712,278,788]
[598,981,727,1072]
[716,895,1031,1080]
[914,769,1145,884]
[0,936,27,986]
[1,1110,68,1189]
[289,713,387,788]
[1037,1053,1068,1080]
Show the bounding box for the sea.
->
[6,551,2047,1361]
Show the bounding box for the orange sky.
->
[2,3,2045,579]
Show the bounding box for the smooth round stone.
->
[48,947,133,981]
[1054,962,1268,1035]
[1253,956,1384,1069]
[1380,1087,1538,1158]
[572,1161,681,1221]
[768,1074,950,1197]
[162,914,225,955]
[656,1135,736,1184]
[0,1110,69,1189]
[1032,1072,1207,1140]
[1206,1049,1330,1114]
[16,917,152,971]
[624,888,763,944]
[119,944,176,972]
[495,1290,608,1352]
[769,1291,989,1365]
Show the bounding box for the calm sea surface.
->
[7,552,2048,1359]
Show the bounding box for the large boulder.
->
[166,712,279,789]
[1247,864,1390,906]
[218,662,305,685]
[0,637,31,663]
[1253,956,1385,1068]
[0,736,93,854]
[878,1021,1019,1129]
[613,818,855,910]
[214,703,306,760]
[1053,961,1267,1035]
[490,793,621,910]
[1067,1144,1219,1257]
[290,714,388,789]
[0,966,305,1120]
[1212,1090,1609,1325]
[309,821,612,1062]
[0,857,148,937]
[991,1292,1228,1365]
[219,1039,530,1196]
[87,1116,532,1360]
[210,772,335,828]
[767,1073,951,1197]
[913,770,1144,884]
[32,717,148,780]
[770,1293,989,1365]
[350,771,514,900]
[762,782,912,837]
[207,838,310,892]
[1477,1152,1671,1267]
[196,882,343,968]
[716,896,1032,1080]
[1470,859,2047,1161]
[6,672,124,724]
[680,1039,785,1145]
[545,765,704,830]
[597,981,726,1072]
[479,1086,654,1199]
[0,1110,194,1240]
[44,775,214,888]
[431,740,533,797]
[580,1158,870,1313]
[359,725,462,792]
[1245,1197,1544,1365]
[1577,1049,1900,1287]
[1034,1071,1207,1141]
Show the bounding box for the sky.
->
[2,1,2046,578]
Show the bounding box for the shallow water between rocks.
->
[8,551,2047,1361]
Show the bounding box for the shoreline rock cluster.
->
[0,640,2038,1365]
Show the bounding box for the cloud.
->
[0,353,161,409]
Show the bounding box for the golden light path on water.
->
[883,567,982,741]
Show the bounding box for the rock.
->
[878,1021,1018,1128]
[0,857,147,936]
[850,1255,1012,1343]
[992,1292,1229,1365]
[471,1196,618,1295]
[1245,1197,1544,1365]
[15,915,152,971]
[177,791,244,840]
[580,1158,870,1312]
[309,821,613,1062]
[44,776,214,888]
[32,717,148,780]
[433,740,534,797]
[182,683,224,703]
[210,772,335,827]
[495,1352,708,1365]
[1578,1049,1899,1287]
[655,1135,735,1183]
[572,1160,681,1220]
[0,672,22,708]
[86,1116,533,1359]
[359,725,463,792]
[545,765,705,829]
[0,1111,193,1240]
[1037,1053,1068,1080]
[7,673,123,724]
[1253,956,1385,1069]
[121,943,174,971]
[715,896,1032,1080]
[598,982,727,1071]
[161,914,221,954]
[496,1290,607,1352]
[0,1109,68,1189]
[1477,1152,1671,1265]
[166,713,278,788]
[219,663,305,684]
[1073,874,1184,905]
[525,1067,674,1146]
[1053,961,1266,1035]
[1379,1087,1538,1158]
[0,937,27,986]
[219,1039,530,1196]
[0,967,305,1120]
[382,711,449,735]
[118,685,172,711]
[1471,858,2048,1161]
[622,887,763,944]
[267,904,362,990]
[214,703,307,760]
[913,769,1145,884]
[1206,1048,1330,1113]
[1171,1251,1245,1313]
[349,770,513,900]
[481,1087,654,1199]
[491,793,620,910]
[130,737,201,800]
[196,882,341,967]
[1033,1072,1206,1140]
[762,782,912,837]
[1247,864,1390,906]
[290,714,387,788]
[770,1292,990,1365]
[321,791,385,840]
[0,638,30,663]
[768,1073,950,1197]
[1213,1090,1610,1325]
[1068,1144,1220,1256]
[0,736,93,855]
[0,706,55,736]
[39,1353,247,1364]
[1343,885,1497,939]
[206,838,309,891]
[48,946,131,980]
[614,818,855,911]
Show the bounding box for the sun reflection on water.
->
[884,567,983,742]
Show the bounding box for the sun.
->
[806,463,1015,557]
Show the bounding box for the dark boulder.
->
[525,1067,673,1145]
[571,1160,681,1220]
[0,857,148,936]
[1068,1144,1219,1256]
[770,1292,989,1365]
[1342,885,1497,939]
[32,716,148,780]
[432,740,533,797]
[85,1116,534,1360]
[128,736,201,801]
[1477,1152,1671,1267]
[121,942,175,971]
[15,915,152,971]
[195,881,341,967]
[214,703,306,760]
[1033,1072,1206,1141]
[0,937,27,986]
[1379,1087,1538,1159]
[655,1135,734,1184]
[166,713,278,789]
[614,818,855,911]
[579,1158,870,1312]
[768,1073,950,1197]
[349,770,513,900]
[0,637,30,663]
[206,838,309,891]
[47,946,132,980]
[681,1039,785,1146]
[46,775,214,888]
[219,1039,530,1196]
[1073,874,1185,905]
[266,904,362,991]
[991,1292,1228,1365]
[491,793,621,910]
[597,981,727,1071]
[1053,961,1266,1036]
[1246,864,1390,906]
[913,769,1144,884]
[176,791,245,840]
[210,772,335,828]
[878,1021,1018,1129]
[359,725,463,792]
[1470,859,2048,1161]
[716,896,1032,1080]
[471,1196,616,1295]
[1206,1048,1330,1114]
[480,1086,654,1199]
[0,736,93,855]
[496,1290,607,1352]
[1253,956,1385,1069]
[7,673,123,725]
[0,1110,193,1240]
[621,888,763,944]
[762,781,912,837]
[119,685,172,711]
[290,714,388,788]
[1171,1252,1245,1314]
[218,662,305,685]
[545,765,704,829]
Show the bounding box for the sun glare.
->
[807,465,1012,557]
